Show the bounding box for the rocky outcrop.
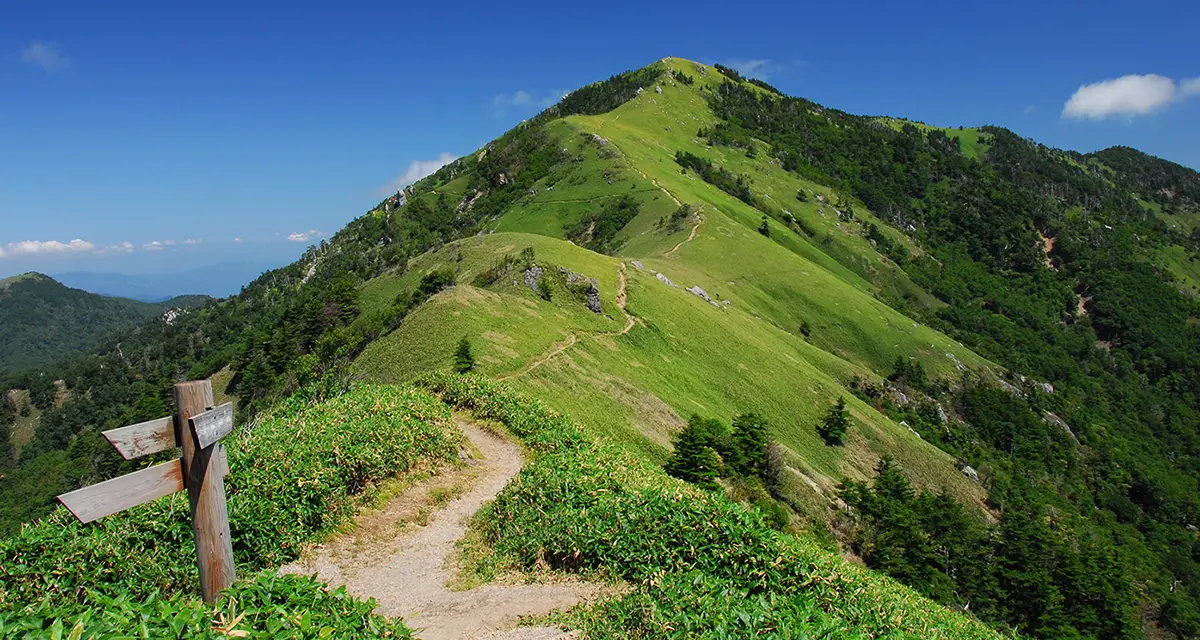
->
[686,285,720,307]
[523,266,543,293]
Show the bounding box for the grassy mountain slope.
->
[353,60,997,518]
[0,273,208,375]
[5,57,1200,638]
[354,232,987,515]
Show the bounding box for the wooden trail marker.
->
[56,379,236,603]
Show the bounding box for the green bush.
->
[0,573,410,639]
[0,384,462,619]
[415,374,1003,640]
[576,570,858,639]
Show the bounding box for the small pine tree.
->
[732,412,770,477]
[818,397,850,445]
[454,337,474,374]
[666,416,723,490]
[758,215,770,237]
[537,277,553,301]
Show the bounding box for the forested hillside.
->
[0,273,208,376]
[3,58,1199,639]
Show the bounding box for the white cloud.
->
[286,229,323,243]
[1024,105,1037,115]
[724,58,775,80]
[164,239,176,246]
[233,237,243,244]
[20,41,69,72]
[1182,77,1200,96]
[143,240,165,251]
[0,239,94,257]
[183,238,201,245]
[96,241,134,255]
[1062,74,1184,119]
[376,152,457,195]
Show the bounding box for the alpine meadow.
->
[3,57,1200,640]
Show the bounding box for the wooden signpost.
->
[56,380,236,603]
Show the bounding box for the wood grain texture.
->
[175,380,236,603]
[102,416,175,460]
[57,460,183,523]
[189,402,233,449]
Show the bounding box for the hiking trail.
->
[282,418,598,639]
[665,213,703,257]
[498,264,635,382]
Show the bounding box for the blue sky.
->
[3,0,1198,281]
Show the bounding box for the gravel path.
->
[283,418,596,639]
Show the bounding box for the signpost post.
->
[56,380,236,603]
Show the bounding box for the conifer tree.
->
[818,397,850,445]
[732,412,769,477]
[454,336,474,374]
[666,415,723,490]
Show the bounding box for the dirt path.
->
[496,334,579,382]
[282,419,597,639]
[499,264,636,382]
[664,214,703,257]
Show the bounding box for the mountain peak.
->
[0,272,54,289]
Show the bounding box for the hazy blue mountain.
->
[54,261,284,301]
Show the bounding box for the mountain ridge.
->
[0,272,210,375]
[3,57,1199,639]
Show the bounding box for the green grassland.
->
[875,117,991,161]
[354,230,989,513]
[1159,243,1200,297]
[354,59,997,517]
[420,373,1004,639]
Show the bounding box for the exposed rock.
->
[631,260,644,271]
[655,85,663,94]
[523,266,543,294]
[997,379,1022,397]
[1044,412,1079,445]
[1036,381,1055,394]
[686,285,720,307]
[656,272,677,288]
[936,403,949,424]
[585,286,602,314]
[944,352,967,372]
[895,390,910,406]
[494,172,510,186]
[959,464,980,483]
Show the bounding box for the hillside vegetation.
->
[2,57,1199,638]
[0,273,208,375]
[0,384,460,636]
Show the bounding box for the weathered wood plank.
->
[102,416,175,460]
[176,382,235,603]
[57,460,183,523]
[189,402,233,449]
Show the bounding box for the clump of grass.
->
[416,373,1004,639]
[0,384,462,629]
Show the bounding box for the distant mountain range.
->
[0,273,210,374]
[53,261,284,302]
